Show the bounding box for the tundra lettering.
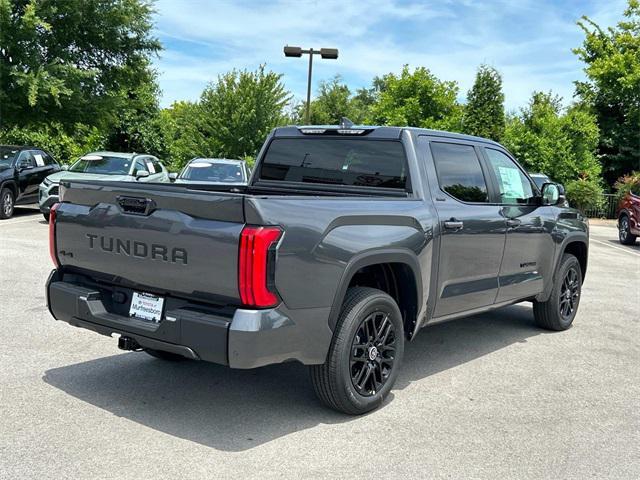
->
[86,233,188,265]
[48,123,588,415]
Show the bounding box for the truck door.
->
[481,147,555,302]
[16,151,40,202]
[425,140,507,318]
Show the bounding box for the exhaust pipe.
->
[118,336,140,351]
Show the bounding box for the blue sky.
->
[152,0,627,112]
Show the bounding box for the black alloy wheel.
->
[559,266,580,320]
[350,310,397,397]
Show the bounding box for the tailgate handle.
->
[117,196,155,216]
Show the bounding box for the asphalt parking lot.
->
[1,207,638,479]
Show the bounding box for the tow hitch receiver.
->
[118,336,140,351]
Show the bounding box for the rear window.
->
[258,138,409,190]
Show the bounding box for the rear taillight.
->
[238,226,282,307]
[49,203,60,268]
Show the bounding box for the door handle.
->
[506,218,521,228]
[444,220,464,230]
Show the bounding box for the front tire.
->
[42,212,50,222]
[619,215,637,245]
[0,188,15,219]
[310,287,404,415]
[533,253,582,331]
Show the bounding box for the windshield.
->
[69,155,131,175]
[0,147,20,167]
[259,138,408,189]
[180,162,245,182]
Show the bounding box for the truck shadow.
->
[43,304,542,452]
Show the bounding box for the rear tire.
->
[533,253,582,331]
[310,287,404,415]
[42,212,50,222]
[0,188,15,219]
[618,215,637,245]
[144,349,186,361]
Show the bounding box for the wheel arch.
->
[328,249,423,340]
[0,180,18,198]
[562,239,588,282]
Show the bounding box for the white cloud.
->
[152,0,627,110]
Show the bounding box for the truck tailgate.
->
[55,181,245,303]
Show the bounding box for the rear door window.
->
[430,142,489,203]
[259,138,409,190]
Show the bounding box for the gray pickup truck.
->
[46,124,588,414]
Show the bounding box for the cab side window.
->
[431,142,489,203]
[484,148,535,205]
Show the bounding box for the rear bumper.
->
[46,270,332,368]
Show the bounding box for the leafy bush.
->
[502,92,601,186]
[0,123,106,164]
[565,177,604,214]
[614,171,640,200]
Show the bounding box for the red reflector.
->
[238,226,282,307]
[49,203,60,268]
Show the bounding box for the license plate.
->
[129,291,165,323]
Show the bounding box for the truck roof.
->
[274,125,502,147]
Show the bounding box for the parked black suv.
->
[0,145,61,219]
[47,124,588,414]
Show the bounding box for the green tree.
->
[573,0,640,184]
[198,65,290,159]
[293,76,372,125]
[502,92,601,187]
[158,101,210,170]
[463,65,505,140]
[0,0,161,130]
[160,66,291,169]
[368,66,463,131]
[304,76,353,124]
[106,67,167,158]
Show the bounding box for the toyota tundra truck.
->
[46,123,589,414]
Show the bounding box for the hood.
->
[0,165,13,178]
[45,171,133,184]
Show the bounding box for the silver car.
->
[171,158,250,185]
[39,151,170,220]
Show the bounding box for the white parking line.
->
[0,217,41,227]
[590,238,640,257]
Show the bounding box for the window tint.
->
[259,138,408,190]
[18,151,36,167]
[431,142,488,202]
[485,148,535,205]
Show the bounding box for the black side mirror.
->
[18,160,33,171]
[541,183,564,206]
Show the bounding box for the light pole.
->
[284,46,339,124]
